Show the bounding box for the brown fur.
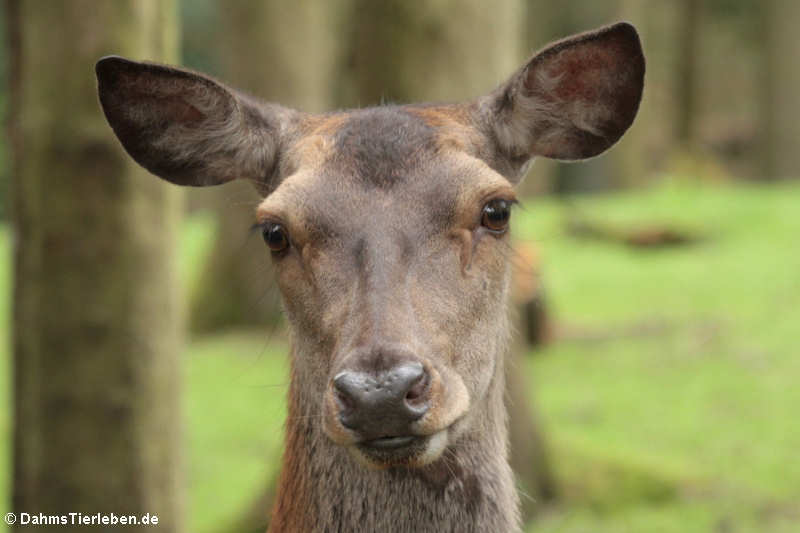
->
[96,22,645,533]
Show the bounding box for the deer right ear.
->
[479,22,645,174]
[96,56,296,189]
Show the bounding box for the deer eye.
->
[481,199,512,233]
[262,223,290,252]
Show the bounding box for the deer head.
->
[96,23,644,472]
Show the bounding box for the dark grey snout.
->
[333,362,430,440]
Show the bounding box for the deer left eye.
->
[263,223,290,252]
[481,199,512,233]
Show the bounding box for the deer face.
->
[256,107,519,466]
[97,23,644,468]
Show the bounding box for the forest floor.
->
[1,178,799,533]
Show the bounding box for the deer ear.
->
[96,56,295,189]
[481,22,645,166]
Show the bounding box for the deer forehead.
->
[257,107,514,243]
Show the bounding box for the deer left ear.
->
[96,56,297,191]
[480,22,645,167]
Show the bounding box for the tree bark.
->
[675,0,700,147]
[8,1,183,531]
[189,0,340,333]
[759,0,800,180]
[337,0,522,106]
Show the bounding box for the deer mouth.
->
[356,434,425,464]
[352,429,450,468]
[361,435,417,450]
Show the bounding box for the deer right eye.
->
[262,223,290,253]
[481,198,513,233]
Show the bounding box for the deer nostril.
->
[335,387,355,410]
[404,371,429,406]
[333,371,362,412]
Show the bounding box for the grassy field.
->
[517,180,800,533]
[1,179,799,532]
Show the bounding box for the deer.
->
[96,22,644,533]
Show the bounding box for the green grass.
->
[519,179,800,533]
[1,179,799,532]
[185,332,287,532]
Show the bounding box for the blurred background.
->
[1,1,799,532]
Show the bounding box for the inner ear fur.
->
[96,56,296,189]
[482,22,645,164]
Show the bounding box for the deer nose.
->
[333,362,430,439]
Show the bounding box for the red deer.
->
[96,22,644,533]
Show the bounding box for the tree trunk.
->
[337,0,522,106]
[189,0,339,333]
[8,2,183,531]
[675,0,700,147]
[608,0,650,188]
[759,0,800,180]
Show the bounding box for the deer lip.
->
[351,431,451,467]
[360,435,417,450]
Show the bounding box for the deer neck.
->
[268,342,520,533]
